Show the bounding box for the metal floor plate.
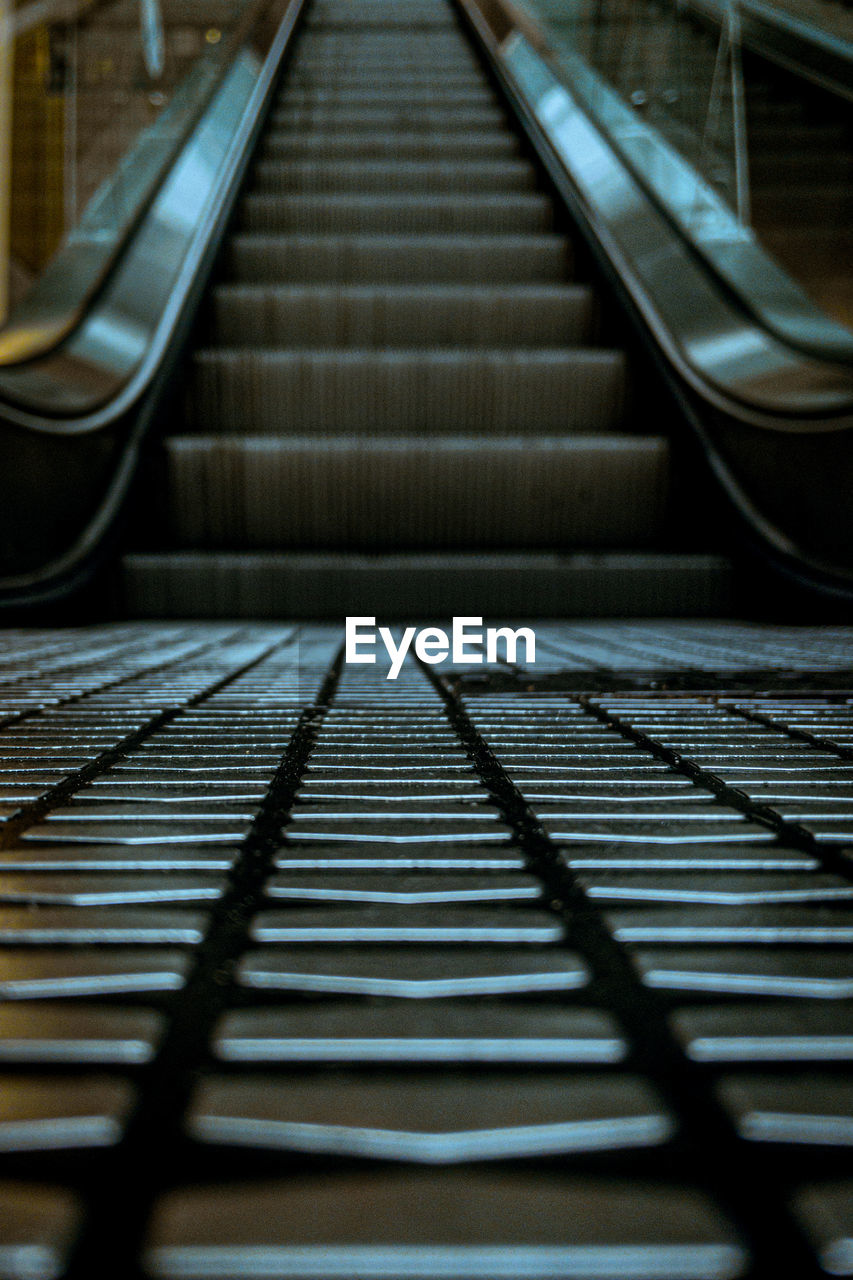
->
[0,620,852,1279]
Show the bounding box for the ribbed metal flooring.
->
[1,620,853,1277]
[123,0,731,618]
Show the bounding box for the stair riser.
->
[223,236,567,283]
[291,56,481,69]
[251,161,536,194]
[292,48,480,61]
[270,110,507,129]
[260,135,519,160]
[236,195,553,235]
[305,16,456,28]
[277,91,497,106]
[165,438,666,549]
[123,553,733,618]
[187,352,626,435]
[292,54,480,66]
[285,72,486,87]
[208,286,594,348]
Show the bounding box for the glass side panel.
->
[516,0,853,330]
[1,0,253,322]
[518,0,749,218]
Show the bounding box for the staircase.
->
[123,0,732,618]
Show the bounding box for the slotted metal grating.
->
[0,621,852,1277]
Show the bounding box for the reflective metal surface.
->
[0,0,307,597]
[0,619,851,1274]
[459,0,853,590]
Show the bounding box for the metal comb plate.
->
[214,1005,626,1064]
[237,947,588,997]
[144,1171,747,1279]
[188,1073,672,1160]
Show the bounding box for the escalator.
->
[122,0,730,618]
[0,0,850,614]
[1,1,853,1277]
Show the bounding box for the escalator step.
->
[207,284,593,347]
[259,133,520,160]
[186,349,625,434]
[223,234,568,283]
[251,159,536,193]
[293,57,481,72]
[277,89,499,106]
[236,193,554,234]
[270,107,508,128]
[286,71,486,88]
[163,434,666,547]
[133,0,711,616]
[305,7,455,25]
[293,49,479,64]
[122,552,732,618]
[144,1173,745,1278]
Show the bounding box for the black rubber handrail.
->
[458,0,853,600]
[0,0,308,605]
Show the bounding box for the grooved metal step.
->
[207,284,594,348]
[251,159,537,193]
[163,435,667,548]
[223,234,569,283]
[270,107,508,128]
[259,132,519,160]
[122,554,733,617]
[236,193,554,235]
[305,6,456,25]
[125,0,726,616]
[277,89,499,105]
[186,349,626,435]
[285,71,487,88]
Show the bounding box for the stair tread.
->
[223,234,570,284]
[207,283,594,347]
[123,553,733,619]
[236,194,553,232]
[226,232,558,245]
[251,159,537,193]
[190,347,620,366]
[211,283,584,296]
[163,437,668,548]
[186,349,625,434]
[263,131,513,142]
[167,432,653,447]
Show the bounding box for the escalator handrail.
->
[0,0,306,603]
[0,0,292,373]
[505,0,853,377]
[0,0,306,427]
[458,0,853,597]
[549,39,853,373]
[681,0,853,104]
[460,0,853,426]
